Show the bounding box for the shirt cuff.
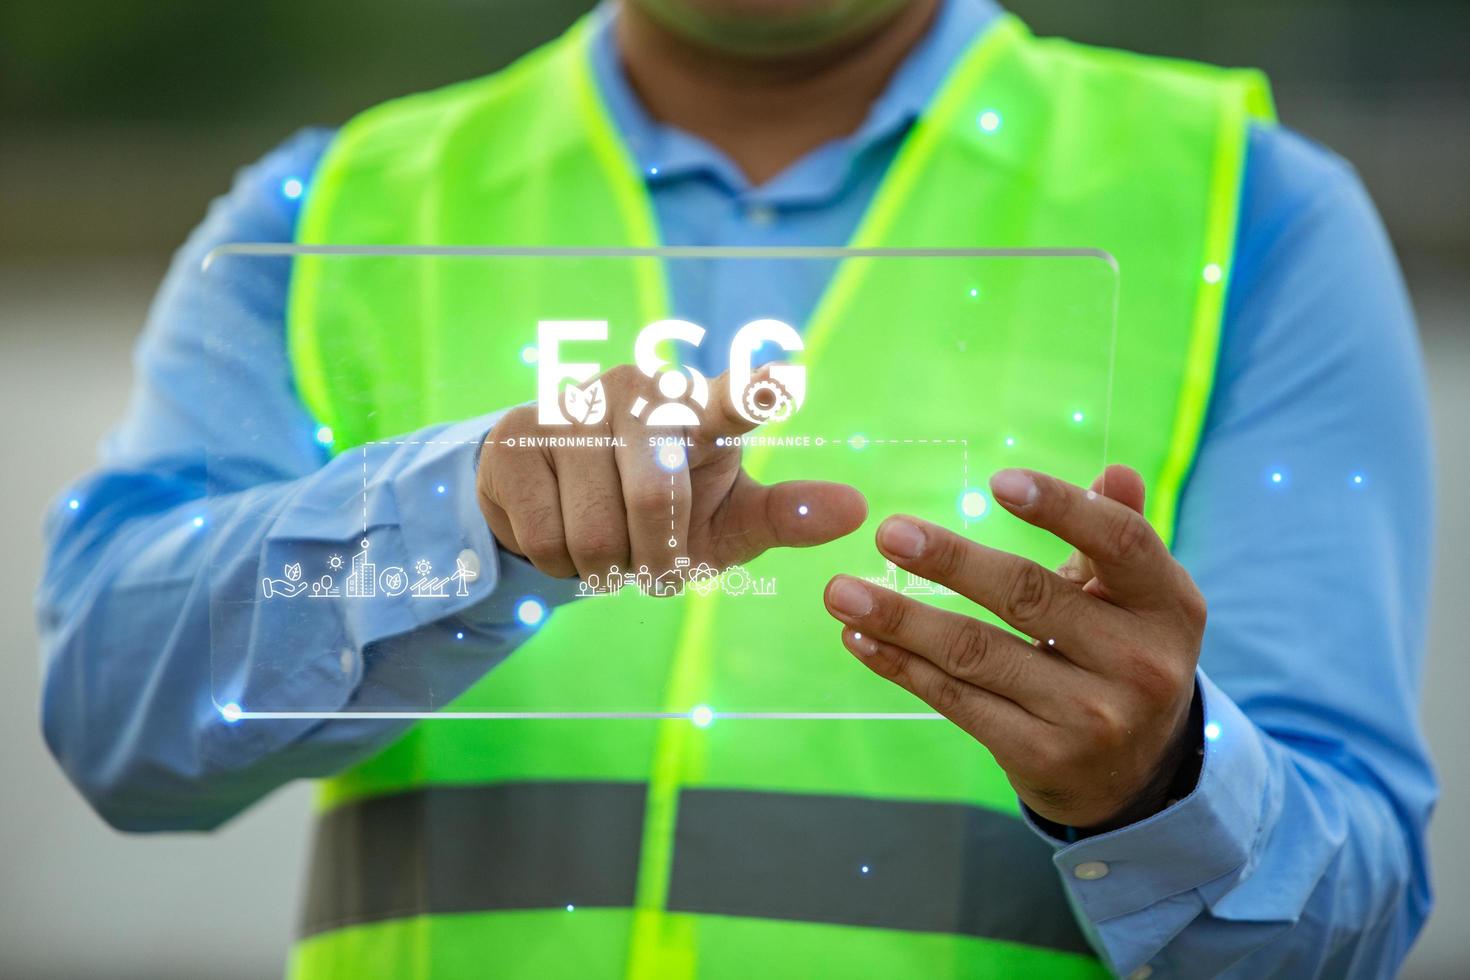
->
[338,413,510,645]
[1020,669,1270,967]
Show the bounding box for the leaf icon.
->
[562,378,607,425]
[285,562,302,581]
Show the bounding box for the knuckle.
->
[1038,475,1071,517]
[876,592,909,636]
[1178,581,1209,630]
[929,532,967,581]
[1077,697,1126,746]
[871,647,904,681]
[1026,736,1069,773]
[1129,653,1190,706]
[516,521,566,565]
[570,529,624,570]
[945,620,991,677]
[626,482,669,515]
[1108,514,1154,564]
[931,675,967,716]
[1001,561,1052,624]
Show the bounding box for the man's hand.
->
[822,464,1206,831]
[479,365,867,583]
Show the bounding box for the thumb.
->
[1056,464,1146,584]
[711,473,868,566]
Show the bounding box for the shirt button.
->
[745,204,777,227]
[1127,966,1155,980]
[457,548,481,579]
[1073,860,1110,881]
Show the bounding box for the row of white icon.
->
[576,558,777,598]
[261,549,476,600]
[260,551,943,603]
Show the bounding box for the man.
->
[39,0,1434,977]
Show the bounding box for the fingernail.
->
[878,517,925,559]
[845,629,878,658]
[827,577,873,618]
[990,469,1038,508]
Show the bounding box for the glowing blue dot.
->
[315,425,334,446]
[848,434,868,450]
[436,484,447,495]
[455,631,464,640]
[192,516,205,528]
[1203,263,1223,284]
[515,597,546,627]
[860,864,871,875]
[977,110,1002,133]
[691,705,715,728]
[656,442,686,471]
[648,166,660,176]
[968,287,980,299]
[797,504,810,517]
[565,904,575,912]
[960,490,988,519]
[1271,472,1283,484]
[1351,473,1365,487]
[282,177,304,200]
[67,498,80,510]
[1072,411,1085,423]
[221,702,242,723]
[1204,722,1221,741]
[520,345,539,364]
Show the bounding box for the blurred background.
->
[1,0,1465,976]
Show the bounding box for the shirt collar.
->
[587,0,1004,202]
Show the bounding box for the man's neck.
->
[614,0,941,186]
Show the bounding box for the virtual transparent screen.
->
[201,247,1117,718]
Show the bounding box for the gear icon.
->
[742,378,795,424]
[721,564,752,597]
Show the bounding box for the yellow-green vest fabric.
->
[285,13,1271,979]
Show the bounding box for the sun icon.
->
[414,559,434,578]
[327,554,344,571]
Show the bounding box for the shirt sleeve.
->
[36,130,578,832]
[1022,125,1436,978]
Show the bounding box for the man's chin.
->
[628,0,910,58]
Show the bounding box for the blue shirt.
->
[38,1,1434,976]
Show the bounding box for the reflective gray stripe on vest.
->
[301,782,1092,957]
[300,781,646,937]
[667,787,1092,955]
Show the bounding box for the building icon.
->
[345,544,376,598]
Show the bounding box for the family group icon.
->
[260,541,477,601]
[576,556,777,599]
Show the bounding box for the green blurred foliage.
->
[1,0,593,125]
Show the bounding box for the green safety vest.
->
[285,13,1271,979]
